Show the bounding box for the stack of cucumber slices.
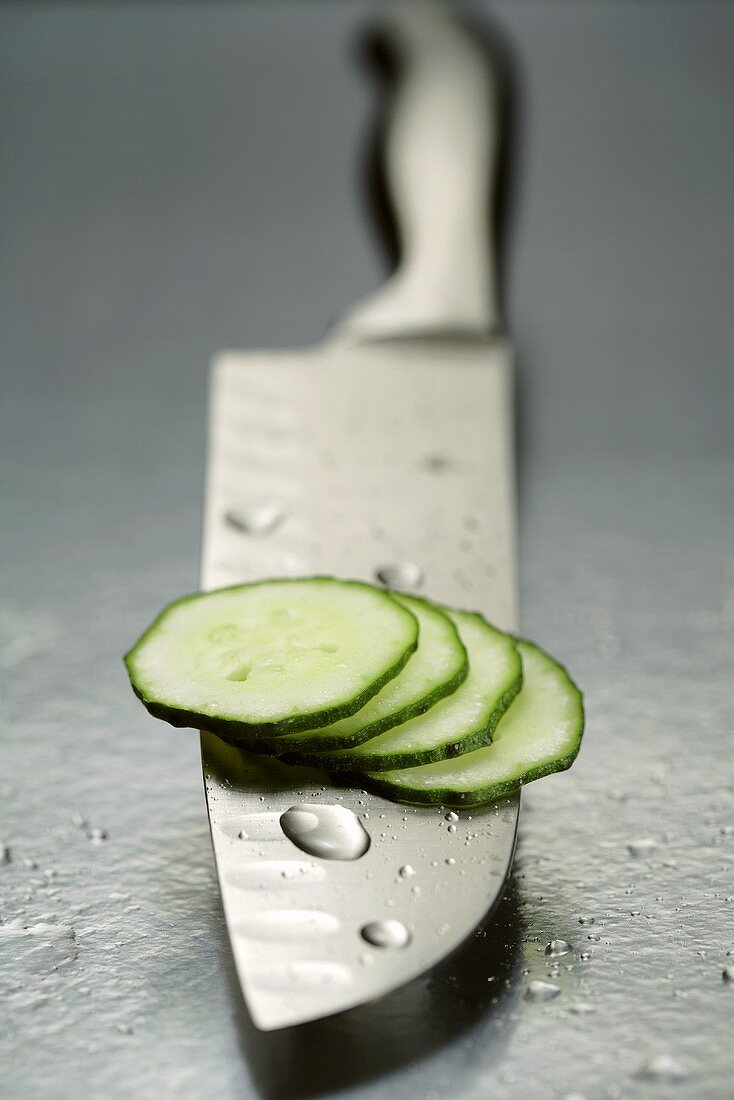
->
[125,577,584,808]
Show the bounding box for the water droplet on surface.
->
[545,939,573,957]
[525,980,560,1002]
[445,811,459,822]
[580,951,592,960]
[398,864,416,879]
[568,1001,595,1014]
[447,824,457,834]
[577,915,595,925]
[374,562,424,590]
[360,919,411,949]
[89,827,108,843]
[587,933,601,942]
[445,857,456,866]
[722,966,734,982]
[225,503,285,536]
[634,1054,688,1082]
[280,803,370,861]
[627,838,659,858]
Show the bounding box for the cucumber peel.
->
[358,641,584,807]
[126,576,584,809]
[284,609,520,770]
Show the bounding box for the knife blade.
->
[201,5,519,1031]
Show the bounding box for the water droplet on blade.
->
[360,919,411,949]
[280,804,370,861]
[722,966,734,982]
[398,865,416,879]
[225,503,285,536]
[374,562,424,590]
[227,861,326,889]
[222,812,282,841]
[422,453,453,472]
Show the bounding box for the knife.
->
[200,4,518,1031]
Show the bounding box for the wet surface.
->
[1,2,733,1098]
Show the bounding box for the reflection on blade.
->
[202,733,519,1030]
[200,339,518,1029]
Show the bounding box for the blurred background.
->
[1,3,733,1099]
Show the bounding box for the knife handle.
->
[335,3,502,341]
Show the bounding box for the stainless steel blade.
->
[200,4,520,1030]
[200,337,519,1030]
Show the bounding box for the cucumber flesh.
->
[360,641,584,806]
[124,577,418,738]
[259,594,468,753]
[285,610,520,770]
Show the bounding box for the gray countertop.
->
[1,2,732,1098]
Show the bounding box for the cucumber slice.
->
[359,641,584,806]
[263,594,470,756]
[286,610,521,770]
[256,594,469,754]
[124,577,418,738]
